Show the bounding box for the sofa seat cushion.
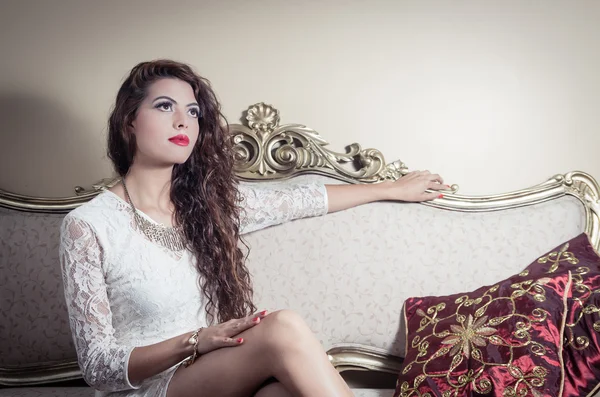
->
[353,389,395,397]
[0,387,393,396]
[0,388,94,397]
[1,386,598,397]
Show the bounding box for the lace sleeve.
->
[238,181,329,235]
[59,214,139,392]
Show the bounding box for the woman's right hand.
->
[195,310,268,355]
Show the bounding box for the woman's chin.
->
[164,153,193,166]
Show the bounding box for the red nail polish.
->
[237,338,244,343]
[438,194,444,198]
[253,317,260,323]
[259,310,268,316]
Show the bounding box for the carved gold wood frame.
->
[1,102,600,383]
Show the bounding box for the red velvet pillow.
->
[395,232,600,397]
[395,253,574,396]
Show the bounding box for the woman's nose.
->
[173,112,188,129]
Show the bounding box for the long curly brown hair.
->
[107,59,255,324]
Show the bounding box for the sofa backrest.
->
[1,208,76,377]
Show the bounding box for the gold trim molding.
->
[0,178,120,214]
[0,361,81,386]
[2,102,600,383]
[328,345,403,374]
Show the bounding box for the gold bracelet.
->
[182,327,203,368]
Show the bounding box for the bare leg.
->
[166,310,352,397]
[254,382,292,397]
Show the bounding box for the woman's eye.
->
[189,108,200,118]
[156,102,172,111]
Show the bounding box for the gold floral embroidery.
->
[538,243,600,350]
[441,315,496,358]
[538,242,579,273]
[399,276,566,397]
[566,272,600,350]
[510,278,553,302]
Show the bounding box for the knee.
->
[263,309,306,329]
[259,309,312,346]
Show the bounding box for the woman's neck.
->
[124,163,174,214]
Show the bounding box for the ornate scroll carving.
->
[230,102,408,183]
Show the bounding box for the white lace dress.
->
[59,181,328,397]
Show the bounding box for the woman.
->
[59,59,446,397]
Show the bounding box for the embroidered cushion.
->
[394,242,576,396]
[395,232,600,397]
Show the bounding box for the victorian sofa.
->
[2,103,599,396]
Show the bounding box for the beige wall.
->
[1,0,599,197]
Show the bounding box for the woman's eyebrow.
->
[152,95,176,103]
[152,96,199,107]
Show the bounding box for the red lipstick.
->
[168,134,190,146]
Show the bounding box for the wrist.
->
[374,181,395,201]
[180,331,196,359]
[181,327,203,367]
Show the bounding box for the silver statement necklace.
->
[121,178,186,251]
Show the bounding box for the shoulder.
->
[61,191,122,234]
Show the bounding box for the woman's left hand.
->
[325,170,451,213]
[377,170,448,202]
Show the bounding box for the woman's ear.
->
[127,120,136,136]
